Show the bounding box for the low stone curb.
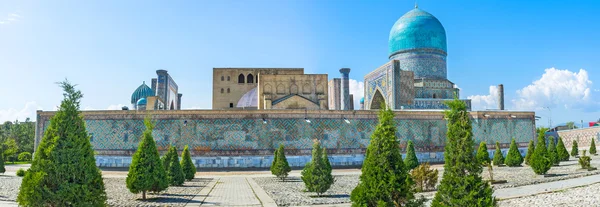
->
[185,178,219,207]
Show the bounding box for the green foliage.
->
[411,163,438,192]
[18,152,31,162]
[272,144,291,181]
[431,97,495,207]
[505,139,523,167]
[579,150,591,169]
[404,140,419,170]
[547,137,560,166]
[571,140,579,157]
[2,138,18,162]
[524,140,535,165]
[476,142,490,166]
[16,168,26,177]
[323,148,332,176]
[17,80,107,206]
[493,142,504,166]
[0,118,35,155]
[270,148,279,176]
[161,148,174,175]
[0,150,4,174]
[566,121,578,129]
[301,142,334,196]
[181,145,196,181]
[351,107,423,207]
[556,137,570,161]
[530,132,552,175]
[166,146,185,186]
[126,117,168,200]
[590,139,597,155]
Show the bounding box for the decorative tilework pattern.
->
[389,8,447,54]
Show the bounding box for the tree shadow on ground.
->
[308,194,350,198]
[135,197,198,204]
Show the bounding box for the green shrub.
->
[556,137,570,161]
[547,138,560,166]
[524,140,535,165]
[270,148,278,176]
[301,142,334,196]
[126,117,168,200]
[0,150,4,174]
[16,168,26,177]
[411,163,438,192]
[17,152,32,162]
[476,142,490,166]
[590,139,597,155]
[431,97,495,206]
[180,145,196,181]
[530,132,552,175]
[17,81,107,206]
[166,146,185,186]
[272,145,291,181]
[579,150,591,169]
[493,142,504,166]
[571,140,579,157]
[404,140,419,170]
[505,139,523,167]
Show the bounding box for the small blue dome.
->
[131,82,154,104]
[389,8,446,56]
[137,98,147,105]
[360,97,364,104]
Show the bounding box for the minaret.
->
[340,68,351,110]
[498,84,504,110]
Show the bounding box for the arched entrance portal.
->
[370,90,386,110]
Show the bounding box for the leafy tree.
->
[272,144,291,181]
[505,139,523,167]
[493,142,504,166]
[590,139,597,155]
[18,152,32,162]
[566,121,578,129]
[2,138,18,162]
[431,97,495,206]
[404,140,419,170]
[524,140,535,165]
[411,163,438,192]
[476,142,490,165]
[0,149,4,174]
[571,140,579,157]
[126,117,168,200]
[351,107,423,207]
[270,148,279,176]
[301,142,334,196]
[530,132,552,175]
[17,80,107,206]
[181,145,196,181]
[556,137,570,161]
[547,137,560,166]
[166,146,185,186]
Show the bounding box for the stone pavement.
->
[186,177,276,207]
[493,173,600,199]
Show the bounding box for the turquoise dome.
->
[131,82,154,104]
[137,98,147,105]
[360,97,364,104]
[389,8,446,56]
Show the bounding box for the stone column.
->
[498,84,504,110]
[340,68,351,110]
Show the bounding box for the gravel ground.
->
[498,182,600,207]
[0,175,210,207]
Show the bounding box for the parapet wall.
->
[550,127,600,149]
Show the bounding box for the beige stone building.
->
[212,68,328,110]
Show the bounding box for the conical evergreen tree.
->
[530,132,552,175]
[431,97,495,206]
[571,140,579,157]
[590,139,597,155]
[270,148,278,176]
[125,117,168,200]
[301,141,334,196]
[547,137,560,166]
[404,140,419,170]
[476,142,490,165]
[351,107,422,207]
[505,139,524,167]
[166,146,185,186]
[272,144,291,181]
[493,142,504,166]
[556,137,570,161]
[525,140,535,165]
[323,147,332,176]
[161,147,174,174]
[17,80,107,206]
[181,145,196,181]
[0,149,5,174]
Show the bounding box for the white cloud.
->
[512,68,594,110]
[0,102,42,122]
[468,85,499,110]
[349,79,364,109]
[0,12,21,25]
[107,104,127,110]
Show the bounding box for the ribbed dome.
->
[389,8,446,56]
[237,87,258,108]
[137,98,147,105]
[131,82,154,104]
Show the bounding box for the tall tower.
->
[340,68,351,110]
[328,78,341,110]
[498,84,504,110]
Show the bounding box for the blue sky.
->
[0,0,599,127]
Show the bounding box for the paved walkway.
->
[493,173,600,199]
[186,177,276,207]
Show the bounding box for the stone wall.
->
[548,127,600,149]
[258,74,328,110]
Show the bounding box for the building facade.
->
[131,70,182,111]
[328,78,341,110]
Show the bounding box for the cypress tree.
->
[181,145,196,181]
[431,97,495,206]
[0,149,5,174]
[547,138,560,166]
[556,137,570,161]
[126,117,168,200]
[571,140,579,157]
[476,142,490,165]
[323,148,332,176]
[272,144,291,181]
[161,147,174,174]
[525,140,535,165]
[301,141,334,196]
[493,142,504,166]
[166,146,185,186]
[530,132,552,175]
[404,140,419,170]
[270,148,278,176]
[351,107,421,207]
[505,139,524,167]
[17,80,107,206]
[590,139,597,155]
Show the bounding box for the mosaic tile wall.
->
[390,50,447,80]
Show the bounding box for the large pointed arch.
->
[370,89,386,110]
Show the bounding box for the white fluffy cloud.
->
[512,68,594,110]
[0,12,21,25]
[349,79,364,109]
[468,85,499,110]
[0,102,42,122]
